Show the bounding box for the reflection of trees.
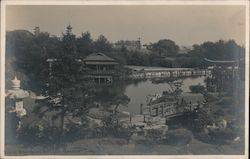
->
[124,78,148,87]
[93,81,130,111]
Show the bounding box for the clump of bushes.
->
[217,98,233,106]
[110,124,135,140]
[185,109,214,132]
[195,128,237,145]
[189,85,205,93]
[18,125,60,145]
[209,128,237,144]
[64,123,96,141]
[203,92,219,102]
[145,128,166,141]
[195,131,212,143]
[100,113,135,141]
[162,128,193,145]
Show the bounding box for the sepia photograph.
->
[0,0,249,158]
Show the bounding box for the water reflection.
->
[120,76,206,114]
[95,77,206,114]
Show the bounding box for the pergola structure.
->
[204,58,242,93]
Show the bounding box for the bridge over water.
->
[140,92,204,119]
[126,65,211,79]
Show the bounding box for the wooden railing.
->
[87,70,116,75]
[142,101,200,118]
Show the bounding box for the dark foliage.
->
[18,125,61,145]
[163,128,193,145]
[146,39,179,57]
[189,85,205,93]
[6,28,245,94]
[195,128,237,145]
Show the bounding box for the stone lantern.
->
[6,76,29,118]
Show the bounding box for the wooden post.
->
[140,104,143,115]
[49,62,52,77]
[149,106,151,116]
[156,107,158,116]
[161,105,164,117]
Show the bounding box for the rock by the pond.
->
[86,116,103,128]
[131,115,145,123]
[216,119,227,129]
[234,136,240,142]
[143,124,168,136]
[148,116,166,125]
[207,123,217,131]
[207,119,227,131]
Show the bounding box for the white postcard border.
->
[1,1,249,159]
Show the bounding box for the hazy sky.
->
[6,5,246,46]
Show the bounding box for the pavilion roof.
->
[85,61,118,65]
[83,52,117,62]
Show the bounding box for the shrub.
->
[209,128,237,144]
[217,98,233,106]
[64,123,84,141]
[203,92,219,102]
[195,128,237,145]
[112,124,135,139]
[100,113,135,140]
[18,125,60,145]
[187,109,214,132]
[17,125,41,144]
[194,131,212,143]
[163,128,193,145]
[145,128,165,141]
[189,85,205,93]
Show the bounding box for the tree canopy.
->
[146,39,179,57]
[35,25,96,140]
[6,26,245,92]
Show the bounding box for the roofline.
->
[83,52,116,62]
[204,58,243,64]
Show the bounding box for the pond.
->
[119,76,206,114]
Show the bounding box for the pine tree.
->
[36,25,95,143]
[94,34,112,53]
[76,32,94,57]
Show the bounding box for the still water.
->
[119,76,206,114]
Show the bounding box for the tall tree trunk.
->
[58,110,65,145]
[59,96,65,144]
[60,112,65,137]
[114,104,119,113]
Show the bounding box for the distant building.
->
[114,39,141,51]
[83,52,119,84]
[46,53,120,84]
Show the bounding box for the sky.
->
[5,5,246,46]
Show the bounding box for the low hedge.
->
[163,128,193,145]
[195,128,237,145]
